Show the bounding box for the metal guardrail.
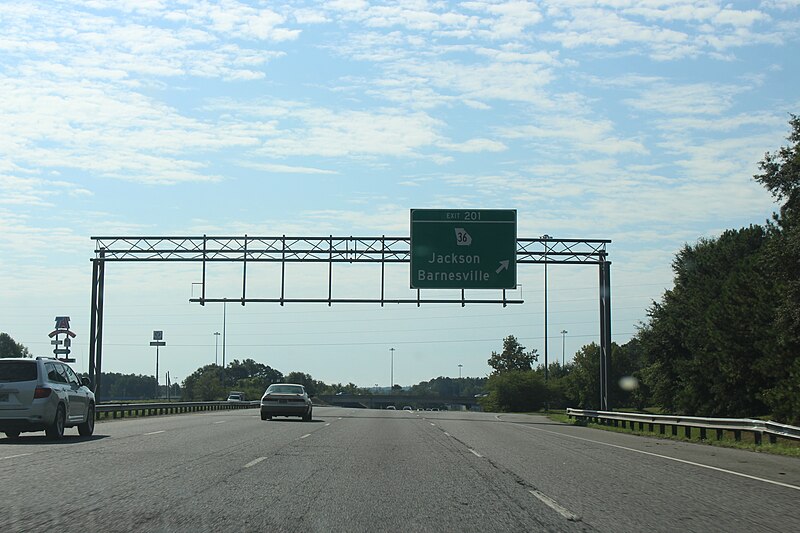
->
[96,400,259,419]
[566,408,800,445]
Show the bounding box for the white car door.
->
[60,364,87,424]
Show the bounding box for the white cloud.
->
[498,116,648,155]
[625,82,745,115]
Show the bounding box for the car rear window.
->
[268,385,304,394]
[0,361,38,382]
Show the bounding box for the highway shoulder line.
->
[515,423,800,492]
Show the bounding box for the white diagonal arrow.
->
[496,260,509,274]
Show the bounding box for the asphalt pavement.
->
[2,407,798,532]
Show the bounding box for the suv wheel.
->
[78,403,95,436]
[303,407,312,422]
[46,404,66,440]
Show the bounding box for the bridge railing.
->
[96,401,259,419]
[566,408,800,445]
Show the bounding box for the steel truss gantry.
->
[89,235,612,409]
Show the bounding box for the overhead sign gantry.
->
[88,211,612,409]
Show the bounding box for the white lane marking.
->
[430,423,436,426]
[516,424,800,492]
[2,453,33,460]
[529,490,581,522]
[444,432,451,437]
[325,423,331,427]
[337,417,342,420]
[300,433,311,439]
[468,449,483,458]
[245,457,266,468]
[213,421,227,424]
[144,430,165,435]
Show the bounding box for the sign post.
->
[410,209,517,289]
[149,331,166,399]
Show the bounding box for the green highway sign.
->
[410,209,517,289]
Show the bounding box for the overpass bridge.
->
[317,394,483,410]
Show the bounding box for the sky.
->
[1,0,798,389]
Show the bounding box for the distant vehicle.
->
[0,357,95,440]
[385,405,396,410]
[226,391,246,402]
[402,406,413,411]
[260,384,312,421]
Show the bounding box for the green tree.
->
[636,226,779,417]
[0,333,31,358]
[488,335,537,373]
[753,114,800,424]
[183,364,226,401]
[563,343,601,409]
[481,371,547,412]
[285,371,320,396]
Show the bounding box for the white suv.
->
[0,357,96,440]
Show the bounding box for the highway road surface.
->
[2,407,799,532]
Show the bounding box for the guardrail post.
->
[734,430,742,442]
[659,424,665,434]
[754,432,762,445]
[716,429,723,440]
[684,426,691,439]
[671,425,678,436]
[700,428,707,440]
[649,423,654,432]
[769,434,777,445]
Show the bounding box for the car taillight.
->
[34,387,52,399]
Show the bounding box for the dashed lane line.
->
[300,433,311,439]
[529,490,581,522]
[468,449,483,458]
[144,430,165,436]
[244,457,267,468]
[2,453,32,461]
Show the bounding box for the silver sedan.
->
[260,383,312,421]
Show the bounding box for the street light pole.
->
[561,330,568,366]
[214,331,220,365]
[458,364,462,379]
[541,234,551,381]
[389,347,395,390]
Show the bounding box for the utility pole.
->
[561,330,568,367]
